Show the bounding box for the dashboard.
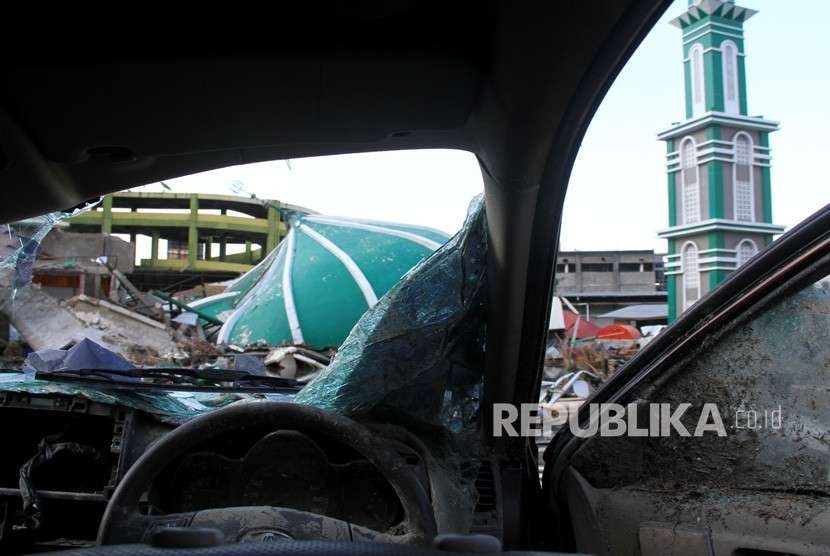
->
[0,391,168,551]
[0,392,500,553]
[0,392,426,552]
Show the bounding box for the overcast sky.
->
[135,0,829,255]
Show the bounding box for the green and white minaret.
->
[658,0,783,322]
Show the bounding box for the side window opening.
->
[736,238,758,266]
[722,40,740,114]
[690,44,706,116]
[734,132,754,222]
[682,241,700,309]
[681,138,700,224]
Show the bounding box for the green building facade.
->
[69,192,292,274]
[658,0,783,322]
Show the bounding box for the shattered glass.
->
[297,195,486,424]
[1,213,64,294]
[297,194,488,530]
[0,200,100,300]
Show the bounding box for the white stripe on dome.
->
[187,291,239,309]
[304,214,449,238]
[215,289,254,344]
[298,223,378,308]
[225,246,278,290]
[282,229,305,344]
[216,242,286,345]
[304,216,442,251]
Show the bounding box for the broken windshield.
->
[0,150,485,424]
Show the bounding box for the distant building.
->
[68,192,311,292]
[657,0,784,322]
[554,250,666,326]
[31,228,134,301]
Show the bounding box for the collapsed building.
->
[0,197,450,377]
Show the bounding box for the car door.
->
[542,204,830,555]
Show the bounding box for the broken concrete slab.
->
[65,295,177,356]
[36,228,134,274]
[6,284,92,351]
[3,285,176,361]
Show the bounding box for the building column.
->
[760,131,773,222]
[109,277,120,301]
[266,206,278,253]
[219,237,227,261]
[151,232,159,263]
[101,195,113,235]
[77,273,86,296]
[245,240,252,264]
[188,195,199,266]
[205,236,213,260]
[93,274,102,298]
[666,239,677,323]
[706,126,725,219]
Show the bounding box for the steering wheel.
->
[98,401,437,546]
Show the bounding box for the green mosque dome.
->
[201,213,448,350]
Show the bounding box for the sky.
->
[135,0,829,255]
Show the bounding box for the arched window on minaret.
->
[736,239,758,266]
[690,44,705,116]
[733,132,754,222]
[721,40,740,114]
[682,241,700,309]
[681,137,700,224]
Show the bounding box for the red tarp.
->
[596,323,642,340]
[563,311,601,339]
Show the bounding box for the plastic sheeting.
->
[23,338,134,374]
[17,438,106,532]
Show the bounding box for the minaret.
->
[657,0,784,322]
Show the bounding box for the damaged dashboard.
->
[0,391,168,551]
[0,391,428,553]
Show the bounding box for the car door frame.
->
[542,202,830,550]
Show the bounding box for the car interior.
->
[2,1,829,555]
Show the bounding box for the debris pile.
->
[555,342,641,380]
[0,206,449,382]
[539,303,664,443]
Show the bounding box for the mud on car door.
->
[542,204,830,556]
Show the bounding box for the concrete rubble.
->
[5,286,176,362]
[0,208,449,376]
[263,346,329,380]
